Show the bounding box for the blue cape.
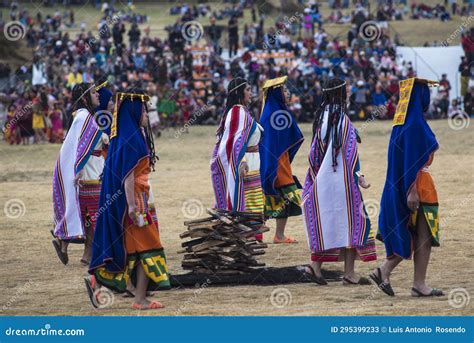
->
[378,82,438,259]
[89,97,149,273]
[94,86,113,135]
[259,86,304,195]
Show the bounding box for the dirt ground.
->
[0,120,473,316]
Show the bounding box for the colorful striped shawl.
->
[302,112,370,253]
[52,108,101,240]
[211,105,257,212]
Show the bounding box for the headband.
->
[322,81,346,92]
[228,81,247,94]
[72,83,96,109]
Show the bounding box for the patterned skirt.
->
[409,204,440,247]
[409,168,440,247]
[243,171,264,213]
[264,183,302,219]
[78,181,101,234]
[94,248,170,293]
[311,231,377,262]
[94,203,170,292]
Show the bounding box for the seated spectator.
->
[464,87,474,115]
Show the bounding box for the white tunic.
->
[245,123,263,172]
[80,138,105,181]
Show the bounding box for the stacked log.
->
[179,208,269,274]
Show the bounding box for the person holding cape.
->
[52,82,111,266]
[210,78,265,222]
[86,91,170,310]
[371,78,444,297]
[302,78,376,285]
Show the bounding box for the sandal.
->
[411,287,444,297]
[343,276,371,286]
[369,267,395,296]
[273,236,297,244]
[132,300,164,310]
[84,276,99,308]
[303,265,328,285]
[52,239,68,265]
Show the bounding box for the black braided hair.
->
[66,83,96,131]
[216,77,248,142]
[312,78,348,172]
[142,101,158,171]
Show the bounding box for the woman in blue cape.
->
[93,77,114,136]
[259,76,304,244]
[86,91,170,310]
[370,78,444,297]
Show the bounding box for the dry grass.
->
[0,120,473,316]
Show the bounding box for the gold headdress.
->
[95,79,109,91]
[393,78,439,126]
[110,92,151,139]
[261,76,288,114]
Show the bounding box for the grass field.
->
[0,120,473,316]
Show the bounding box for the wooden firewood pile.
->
[178,208,269,274]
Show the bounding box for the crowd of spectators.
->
[0,0,473,145]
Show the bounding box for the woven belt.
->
[246,146,259,153]
[91,150,102,157]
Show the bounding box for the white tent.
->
[396,46,464,100]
